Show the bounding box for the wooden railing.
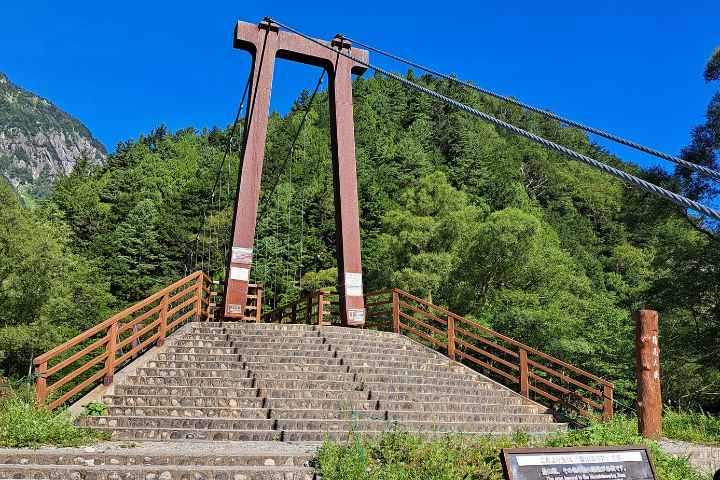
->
[207,284,263,323]
[260,290,338,325]
[362,289,614,423]
[33,271,261,411]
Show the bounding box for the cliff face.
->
[0,71,107,196]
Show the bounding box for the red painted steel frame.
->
[224,20,368,325]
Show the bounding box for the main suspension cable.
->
[268,18,720,224]
[343,35,720,183]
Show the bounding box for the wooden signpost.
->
[501,445,658,480]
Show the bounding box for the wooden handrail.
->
[362,287,614,423]
[33,271,259,410]
[260,290,331,323]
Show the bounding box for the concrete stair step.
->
[338,352,452,365]
[322,336,415,347]
[126,376,254,388]
[105,406,269,419]
[0,465,315,480]
[102,395,264,409]
[113,386,260,398]
[136,368,250,379]
[343,359,461,371]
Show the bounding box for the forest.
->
[0,48,718,414]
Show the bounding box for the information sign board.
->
[501,445,657,480]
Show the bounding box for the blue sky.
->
[1,1,718,173]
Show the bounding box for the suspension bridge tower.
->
[223,19,369,326]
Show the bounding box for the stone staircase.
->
[77,322,566,442]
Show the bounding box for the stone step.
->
[79,416,276,431]
[343,359,461,371]
[235,342,333,353]
[102,395,264,409]
[144,361,244,370]
[248,363,349,373]
[331,344,427,355]
[105,406,269,419]
[254,379,362,392]
[380,400,536,413]
[155,353,241,363]
[0,465,315,480]
[240,349,336,359]
[232,337,328,347]
[364,383,514,396]
[170,346,237,355]
[103,427,285,442]
[226,331,321,340]
[242,355,343,366]
[176,339,234,348]
[338,352,452,365]
[384,410,557,424]
[373,391,517,403]
[322,336,416,348]
[182,333,229,342]
[249,371,357,383]
[348,365,467,377]
[136,368,250,379]
[263,398,378,411]
[126,376,254,388]
[0,452,313,468]
[354,373,485,386]
[258,388,371,401]
[113,386,259,399]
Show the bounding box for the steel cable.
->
[343,35,720,182]
[268,18,720,223]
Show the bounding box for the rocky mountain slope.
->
[0,70,106,200]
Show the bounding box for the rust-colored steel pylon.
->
[224,19,368,326]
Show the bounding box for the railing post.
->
[392,290,400,334]
[604,384,614,423]
[255,286,262,323]
[35,362,47,406]
[103,322,118,386]
[306,296,312,325]
[291,302,297,324]
[157,293,169,347]
[519,348,529,398]
[194,274,202,322]
[317,293,324,326]
[447,315,456,361]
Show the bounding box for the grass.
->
[317,415,710,480]
[0,383,108,448]
[663,410,720,446]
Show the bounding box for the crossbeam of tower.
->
[224,19,369,325]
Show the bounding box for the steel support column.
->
[224,19,368,326]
